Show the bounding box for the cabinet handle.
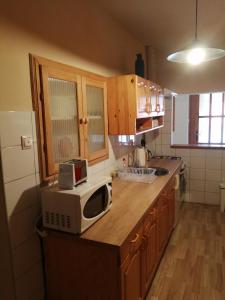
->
[79,118,84,124]
[84,118,88,124]
[130,233,139,243]
[141,236,147,250]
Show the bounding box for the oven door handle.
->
[175,174,180,190]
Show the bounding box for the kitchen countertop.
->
[80,159,181,246]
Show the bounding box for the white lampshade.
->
[167,0,225,65]
[167,45,225,65]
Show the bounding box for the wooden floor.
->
[146,203,225,300]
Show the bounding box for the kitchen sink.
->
[153,167,169,176]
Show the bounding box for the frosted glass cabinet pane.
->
[211,93,223,116]
[86,85,105,154]
[48,78,80,163]
[199,94,210,116]
[198,118,209,143]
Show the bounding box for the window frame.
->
[189,93,225,145]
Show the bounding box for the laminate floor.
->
[146,203,225,300]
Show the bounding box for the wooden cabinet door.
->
[157,198,168,256]
[121,250,142,300]
[82,77,108,163]
[141,221,157,297]
[40,65,84,177]
[146,222,157,281]
[158,91,165,113]
[136,78,149,118]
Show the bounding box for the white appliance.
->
[134,147,146,167]
[58,159,87,189]
[41,176,112,234]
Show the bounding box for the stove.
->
[151,155,182,160]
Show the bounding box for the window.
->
[189,93,225,144]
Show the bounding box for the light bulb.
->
[186,48,206,65]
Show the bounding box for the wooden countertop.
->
[81,159,181,246]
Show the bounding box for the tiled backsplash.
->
[146,98,223,205]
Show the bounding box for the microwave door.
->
[83,185,108,219]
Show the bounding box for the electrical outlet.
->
[21,136,33,149]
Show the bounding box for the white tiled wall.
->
[146,98,223,206]
[0,111,44,300]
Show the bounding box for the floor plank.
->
[146,203,225,300]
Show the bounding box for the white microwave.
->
[41,176,112,234]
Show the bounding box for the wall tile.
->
[205,169,221,181]
[164,112,171,123]
[190,179,205,192]
[161,122,171,134]
[221,158,225,170]
[155,133,162,145]
[161,133,171,145]
[1,146,35,183]
[161,145,176,156]
[9,203,41,248]
[0,111,33,148]
[15,261,44,300]
[205,158,221,170]
[205,149,222,158]
[205,180,220,193]
[189,191,205,203]
[175,149,190,157]
[189,168,205,180]
[190,149,206,157]
[165,99,172,111]
[190,157,205,169]
[155,145,162,155]
[4,174,38,217]
[12,235,41,279]
[184,191,190,202]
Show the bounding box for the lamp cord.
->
[195,0,198,40]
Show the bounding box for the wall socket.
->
[21,136,33,149]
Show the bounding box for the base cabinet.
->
[121,250,142,300]
[44,178,175,300]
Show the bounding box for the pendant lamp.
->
[167,0,225,65]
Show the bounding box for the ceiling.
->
[95,0,225,55]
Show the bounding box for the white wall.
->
[172,94,189,144]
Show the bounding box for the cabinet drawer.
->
[120,222,143,264]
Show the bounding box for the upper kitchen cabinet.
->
[30,55,108,181]
[107,75,164,135]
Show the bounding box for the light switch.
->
[21,136,33,149]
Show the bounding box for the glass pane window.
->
[86,85,105,154]
[210,117,222,143]
[223,118,225,143]
[48,77,80,163]
[211,93,223,116]
[198,118,209,143]
[199,93,210,116]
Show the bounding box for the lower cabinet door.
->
[122,250,142,300]
[141,222,157,297]
[157,203,168,256]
